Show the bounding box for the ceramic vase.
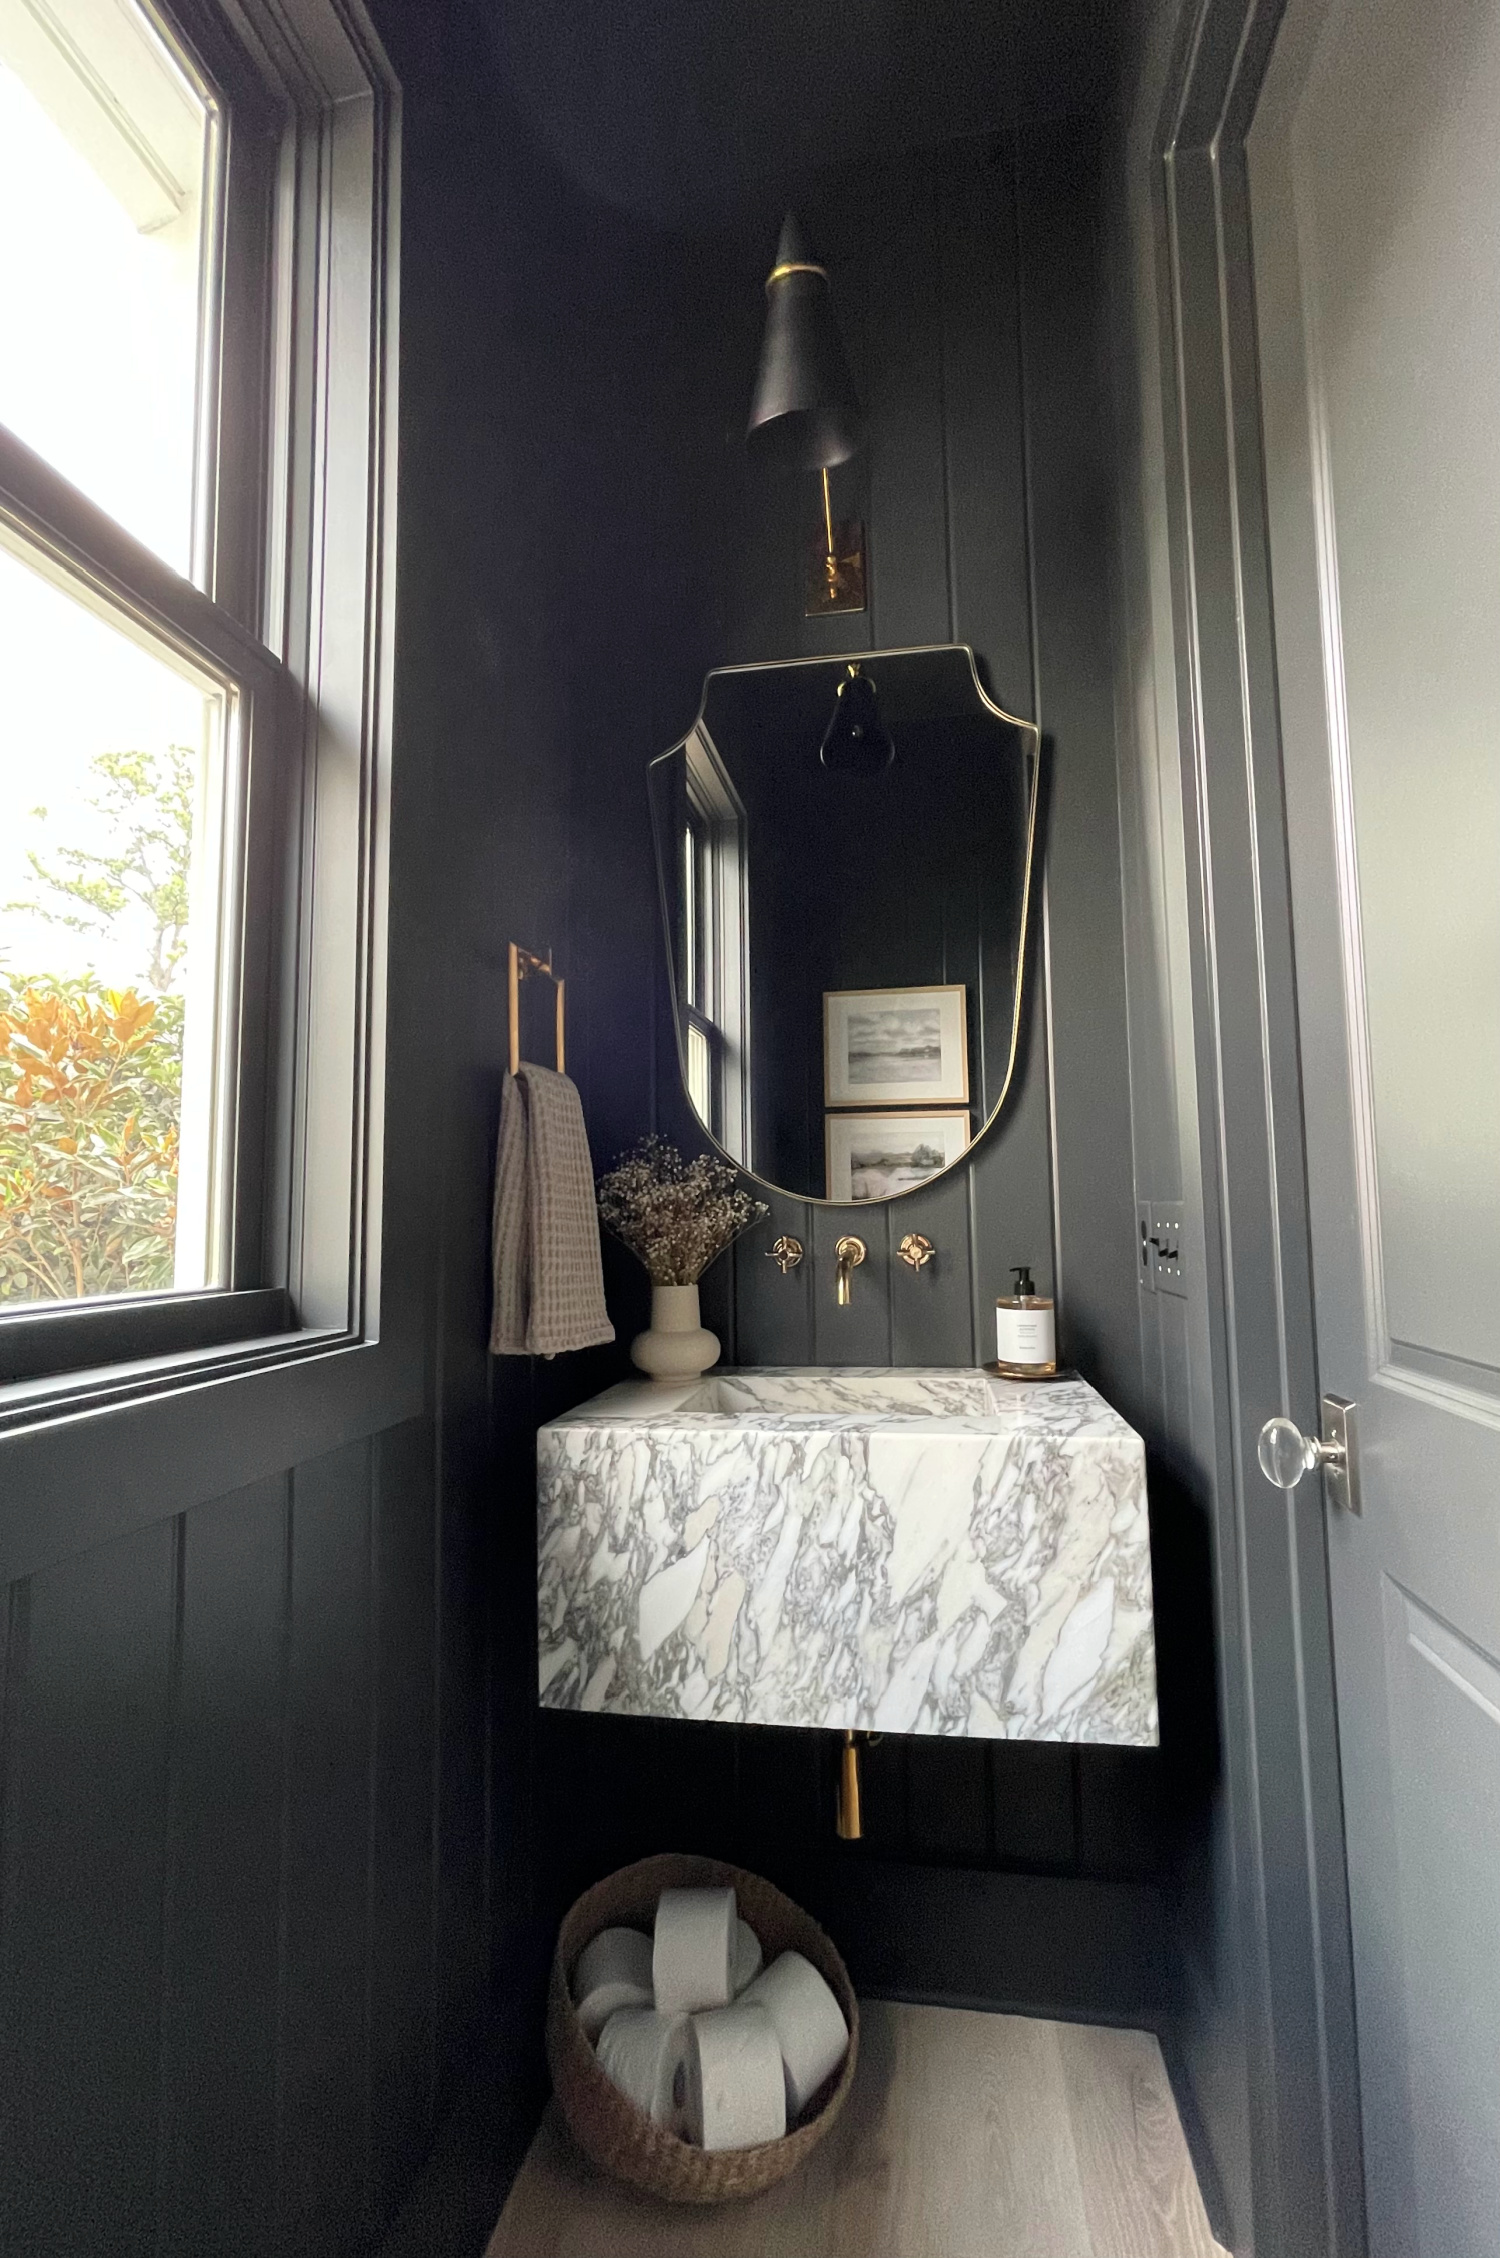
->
[630,1282,719,1381]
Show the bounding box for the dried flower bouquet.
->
[597,1135,768,1285]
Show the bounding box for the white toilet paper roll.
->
[571,1926,655,2042]
[653,1886,736,2014]
[731,1917,763,1995]
[741,1950,849,2116]
[683,2002,787,2151]
[595,2008,694,2131]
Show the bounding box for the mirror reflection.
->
[650,646,1040,1205]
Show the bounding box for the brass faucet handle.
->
[767,1234,804,1276]
[898,1233,935,1271]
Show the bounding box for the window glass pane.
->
[686,1021,712,1127]
[682,820,698,1006]
[0,0,212,573]
[0,535,229,1305]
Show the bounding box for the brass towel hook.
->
[508,942,565,1076]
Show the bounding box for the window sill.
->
[0,1286,297,1388]
[0,1306,350,1436]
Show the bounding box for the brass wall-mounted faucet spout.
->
[834,1235,866,1305]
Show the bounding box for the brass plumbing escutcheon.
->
[834,1235,866,1305]
[767,1235,804,1276]
[898,1233,935,1271]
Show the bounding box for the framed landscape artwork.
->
[825,1110,972,1202]
[824,984,969,1107]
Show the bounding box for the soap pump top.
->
[1010,1266,1038,1300]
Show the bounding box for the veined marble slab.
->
[536,1368,1157,1745]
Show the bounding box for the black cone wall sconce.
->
[747,212,867,616]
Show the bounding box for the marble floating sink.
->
[536,1367,1157,1746]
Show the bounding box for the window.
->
[0,0,212,571]
[679,726,749,1162]
[0,0,398,1405]
[0,536,233,1302]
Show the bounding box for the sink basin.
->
[536,1366,1156,1746]
[640,1369,998,1418]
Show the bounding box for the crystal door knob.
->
[1257,1416,1327,1488]
[1256,1396,1360,1513]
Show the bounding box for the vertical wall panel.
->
[810,1203,893,1366]
[907,1736,991,1863]
[370,1421,439,2219]
[433,1418,492,2109]
[864,167,953,650]
[941,147,1035,717]
[0,1521,176,2258]
[278,1440,374,2256]
[888,1168,974,1364]
[1017,130,1143,1427]
[990,1743,1081,1868]
[722,1188,815,1364]
[157,1477,288,2258]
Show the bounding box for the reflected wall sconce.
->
[819,662,894,772]
[747,212,867,617]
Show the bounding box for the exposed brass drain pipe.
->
[836,1730,863,1839]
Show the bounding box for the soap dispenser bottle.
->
[992,1267,1057,1379]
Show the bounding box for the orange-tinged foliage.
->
[0,975,183,1305]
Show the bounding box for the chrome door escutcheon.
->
[1257,1395,1360,1514]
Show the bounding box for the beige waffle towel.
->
[490,1064,615,1357]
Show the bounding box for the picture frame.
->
[825,1110,973,1203]
[824,983,969,1108]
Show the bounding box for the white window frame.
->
[0,0,400,1432]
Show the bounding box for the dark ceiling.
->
[486,0,1124,231]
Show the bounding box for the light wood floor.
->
[486,2001,1231,2258]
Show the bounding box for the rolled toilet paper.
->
[653,1885,736,2014]
[683,2001,786,2151]
[571,1926,655,2042]
[732,1917,763,1995]
[595,2008,694,2131]
[741,1950,849,2116]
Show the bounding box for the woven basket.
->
[546,1852,859,2205]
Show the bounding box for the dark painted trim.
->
[0,1335,424,1586]
[0,1288,290,1387]
[1151,3,1364,2252]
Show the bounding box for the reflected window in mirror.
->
[676,728,750,1161]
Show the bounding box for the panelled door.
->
[1247,0,1500,2250]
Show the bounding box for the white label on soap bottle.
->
[996,1303,1055,1369]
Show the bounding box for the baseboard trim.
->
[790,1857,1175,2020]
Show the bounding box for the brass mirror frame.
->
[650,642,1042,1209]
